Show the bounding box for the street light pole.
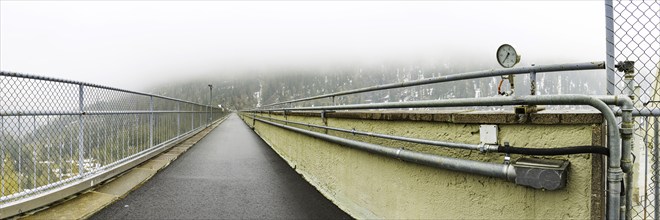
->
[208,84,213,127]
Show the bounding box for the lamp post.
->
[208,84,213,126]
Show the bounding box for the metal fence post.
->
[605,1,618,218]
[32,116,36,188]
[605,0,615,95]
[18,117,21,191]
[655,117,660,220]
[47,115,51,184]
[208,85,213,127]
[177,102,180,136]
[78,84,84,176]
[149,96,154,147]
[1,116,4,196]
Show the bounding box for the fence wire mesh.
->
[0,71,225,205]
[611,0,660,219]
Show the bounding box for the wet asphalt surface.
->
[91,114,351,219]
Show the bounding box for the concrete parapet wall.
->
[240,110,604,219]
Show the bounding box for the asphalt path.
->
[92,114,350,219]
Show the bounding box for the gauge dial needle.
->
[504,52,510,62]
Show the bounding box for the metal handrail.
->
[259,61,605,108]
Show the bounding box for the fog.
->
[1,1,603,91]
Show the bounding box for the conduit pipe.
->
[612,108,660,117]
[255,94,623,219]
[248,115,516,181]
[498,145,609,156]
[598,95,635,220]
[251,114,485,151]
[252,114,608,155]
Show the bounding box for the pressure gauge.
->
[497,44,521,68]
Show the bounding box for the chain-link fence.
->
[609,0,660,219]
[0,71,226,211]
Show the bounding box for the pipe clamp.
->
[478,143,486,153]
[608,168,625,181]
[620,127,633,135]
[395,148,403,159]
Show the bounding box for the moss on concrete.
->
[24,192,116,220]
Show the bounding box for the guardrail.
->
[258,61,605,107]
[0,71,226,217]
[241,60,649,219]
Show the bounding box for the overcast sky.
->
[1,1,604,90]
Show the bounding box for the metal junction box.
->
[479,125,498,144]
[513,158,570,191]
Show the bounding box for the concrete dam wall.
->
[240,110,605,219]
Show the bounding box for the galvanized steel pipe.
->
[251,114,485,151]
[248,115,516,181]
[612,108,660,117]
[265,95,621,167]
[597,95,635,220]
[260,62,605,108]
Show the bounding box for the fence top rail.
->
[258,61,605,109]
[1,70,213,107]
[0,109,221,117]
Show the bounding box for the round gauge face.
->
[497,44,519,68]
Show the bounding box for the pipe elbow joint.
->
[617,96,634,110]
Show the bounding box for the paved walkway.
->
[92,114,350,219]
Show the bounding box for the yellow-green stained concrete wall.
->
[240,112,603,219]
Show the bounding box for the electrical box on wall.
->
[513,158,570,190]
[480,125,498,144]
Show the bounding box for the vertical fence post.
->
[78,84,85,177]
[47,115,51,184]
[32,116,36,188]
[605,0,616,95]
[177,102,180,136]
[655,117,659,220]
[208,85,212,127]
[149,96,154,148]
[1,116,4,196]
[18,117,21,191]
[604,1,619,218]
